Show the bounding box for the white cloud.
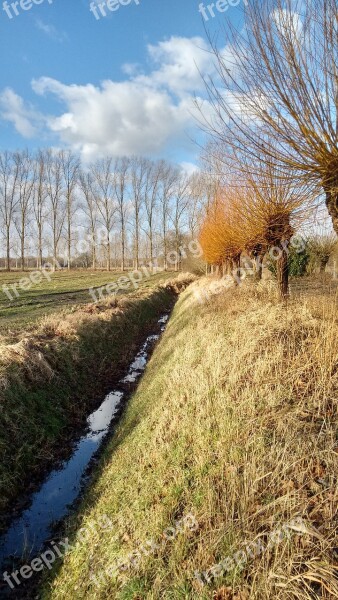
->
[121,62,141,77]
[31,77,195,161]
[0,88,40,138]
[271,9,303,38]
[0,36,220,160]
[143,36,215,95]
[180,161,200,175]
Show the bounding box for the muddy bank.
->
[0,275,195,529]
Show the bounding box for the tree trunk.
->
[53,214,57,271]
[21,222,25,271]
[6,228,10,272]
[232,254,242,285]
[163,230,167,271]
[320,258,329,273]
[135,216,139,271]
[175,236,180,272]
[53,239,57,272]
[91,231,96,270]
[276,246,289,300]
[38,223,43,269]
[107,233,111,271]
[149,230,153,270]
[67,232,71,269]
[325,190,338,236]
[121,221,125,272]
[253,254,263,281]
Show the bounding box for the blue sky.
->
[0,0,244,167]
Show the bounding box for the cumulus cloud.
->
[32,76,194,161]
[143,36,215,95]
[0,36,218,160]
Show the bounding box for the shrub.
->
[267,240,310,278]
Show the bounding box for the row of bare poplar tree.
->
[0,149,209,271]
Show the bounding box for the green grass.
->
[41,278,337,600]
[0,270,175,335]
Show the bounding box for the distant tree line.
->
[0,149,210,272]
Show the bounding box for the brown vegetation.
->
[199,161,313,299]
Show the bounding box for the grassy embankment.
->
[42,277,338,600]
[0,273,194,520]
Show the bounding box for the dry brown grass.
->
[42,276,337,599]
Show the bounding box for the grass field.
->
[41,277,338,600]
[0,270,175,336]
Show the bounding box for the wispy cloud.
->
[35,19,68,42]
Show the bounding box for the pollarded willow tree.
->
[308,232,337,271]
[238,162,313,298]
[199,158,313,299]
[199,192,243,276]
[201,0,338,234]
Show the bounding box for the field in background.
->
[0,270,175,336]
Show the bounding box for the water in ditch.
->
[0,314,169,582]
